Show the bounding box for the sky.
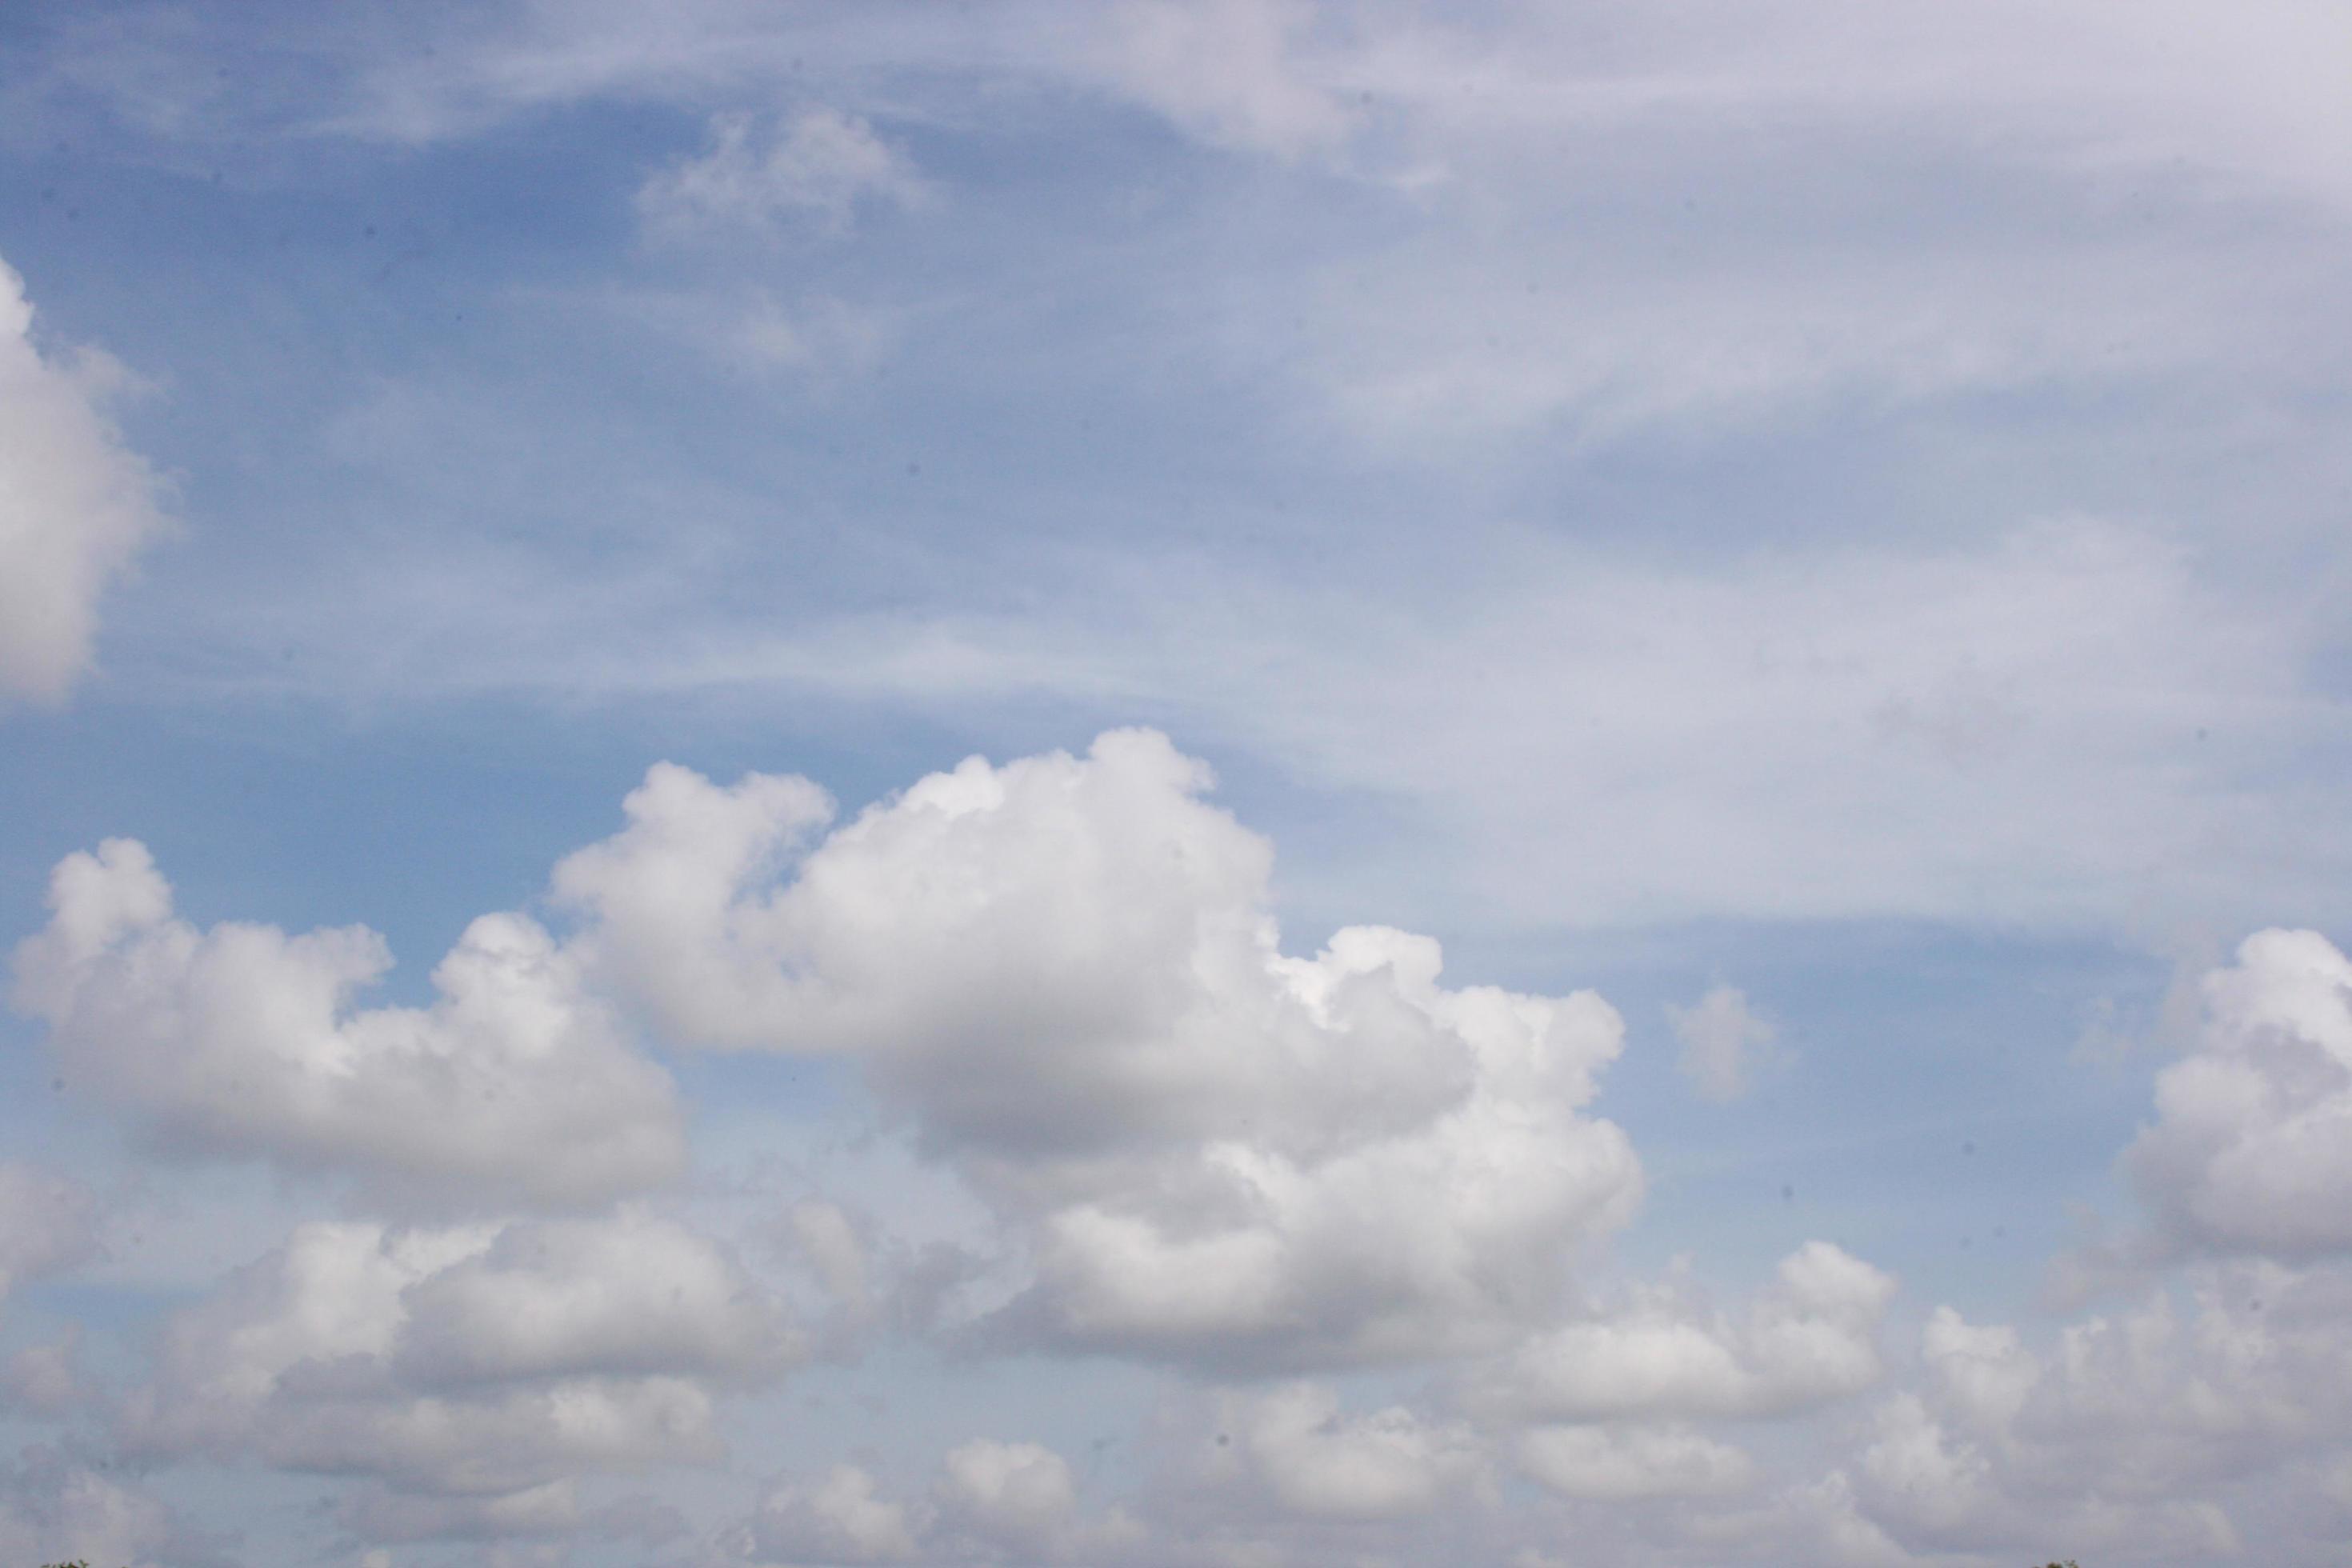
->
[1,2,2350,1564]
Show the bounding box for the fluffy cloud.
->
[119,1213,796,1526]
[640,108,923,238]
[938,1439,1079,1546]
[557,730,1642,1366]
[2126,927,2352,1258]
[1210,1383,1486,1520]
[719,1463,922,1566]
[1782,1266,2352,1562]
[1666,985,1780,1103]
[0,254,169,704]
[10,838,688,1210]
[1474,1243,1898,1422]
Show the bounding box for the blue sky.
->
[2,2,2350,1565]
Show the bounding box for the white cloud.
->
[0,254,169,704]
[1213,1383,1486,1520]
[2126,927,2352,1258]
[1667,986,1780,1103]
[1474,1242,1898,1422]
[393,1209,802,1386]
[10,838,689,1210]
[723,1463,922,1565]
[640,108,922,238]
[118,1212,796,1526]
[938,1439,1078,1546]
[556,730,1642,1367]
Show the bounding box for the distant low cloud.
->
[1668,985,1781,1102]
[640,108,923,238]
[1470,1242,1898,1422]
[118,1212,798,1536]
[0,256,170,705]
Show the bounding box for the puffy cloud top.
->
[559,730,1642,1366]
[2128,928,2352,1257]
[11,838,688,1210]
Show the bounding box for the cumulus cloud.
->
[706,1440,1139,1568]
[1473,1242,1898,1422]
[0,254,170,704]
[640,108,923,238]
[556,730,1642,1367]
[10,838,688,1210]
[2126,927,2352,1258]
[1208,1383,1486,1520]
[1810,1265,2352,1562]
[719,1462,922,1566]
[1667,985,1781,1103]
[938,1439,1079,1546]
[118,1213,797,1528]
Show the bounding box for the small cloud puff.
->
[639,107,924,238]
[1667,984,1782,1103]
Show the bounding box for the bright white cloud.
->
[0,254,169,704]
[1667,985,1779,1103]
[10,838,689,1210]
[2126,928,2352,1258]
[558,730,1642,1366]
[640,108,923,238]
[1475,1242,1898,1422]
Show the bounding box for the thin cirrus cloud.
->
[638,106,926,239]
